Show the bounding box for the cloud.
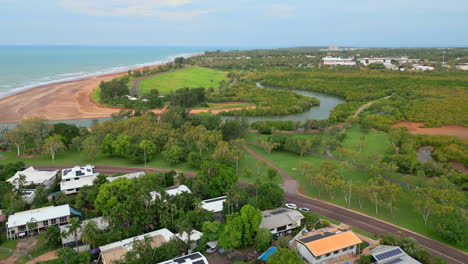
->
[269,4,296,18]
[58,0,209,20]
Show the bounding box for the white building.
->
[20,189,36,204]
[6,204,72,239]
[201,196,226,213]
[98,228,175,264]
[176,230,203,252]
[150,185,191,201]
[359,58,392,66]
[60,165,99,195]
[7,167,58,189]
[260,208,304,235]
[456,64,468,70]
[295,227,362,264]
[413,65,434,71]
[322,57,356,66]
[158,252,209,264]
[60,217,109,249]
[107,172,145,182]
[371,245,421,264]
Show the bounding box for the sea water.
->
[0,46,215,98]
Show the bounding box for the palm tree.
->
[400,237,419,256]
[62,218,81,252]
[80,221,99,249]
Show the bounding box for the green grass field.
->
[137,67,228,95]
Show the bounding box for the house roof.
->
[7,204,71,228]
[99,228,174,264]
[175,230,203,243]
[107,172,145,182]
[60,175,96,191]
[7,167,58,187]
[150,185,191,200]
[371,245,421,264]
[158,252,209,264]
[201,196,226,213]
[296,228,362,257]
[260,208,305,230]
[61,165,94,180]
[60,217,109,245]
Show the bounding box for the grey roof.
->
[260,208,304,230]
[371,245,421,264]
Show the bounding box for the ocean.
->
[0,46,215,98]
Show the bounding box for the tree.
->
[81,136,100,162]
[139,140,156,167]
[162,145,185,165]
[62,218,81,252]
[254,229,272,252]
[257,183,284,210]
[368,176,385,215]
[81,220,100,249]
[19,117,52,149]
[277,236,289,248]
[413,188,438,225]
[198,161,237,198]
[27,218,38,236]
[315,161,343,200]
[431,210,468,247]
[42,135,66,160]
[4,128,26,156]
[257,138,278,155]
[267,168,277,182]
[56,247,91,264]
[45,226,62,248]
[381,181,401,214]
[71,136,82,152]
[219,213,243,250]
[211,141,236,167]
[267,248,302,264]
[239,204,262,247]
[51,123,79,146]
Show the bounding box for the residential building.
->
[456,63,468,70]
[321,57,356,66]
[60,217,109,248]
[295,227,362,264]
[359,58,392,66]
[201,196,226,213]
[150,185,191,201]
[371,245,421,264]
[60,165,99,195]
[98,228,175,264]
[7,166,58,189]
[158,252,209,264]
[176,230,203,253]
[20,189,36,204]
[107,172,145,182]
[413,65,434,71]
[6,204,72,239]
[260,208,305,235]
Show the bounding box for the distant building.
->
[107,172,146,182]
[201,196,226,213]
[60,217,109,249]
[97,228,175,264]
[260,208,304,236]
[413,65,434,71]
[371,245,421,264]
[295,227,362,264]
[150,185,191,201]
[60,165,99,195]
[6,204,72,239]
[322,57,356,66]
[359,58,392,65]
[7,167,58,189]
[456,63,468,70]
[158,252,209,264]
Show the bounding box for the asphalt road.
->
[32,164,468,264]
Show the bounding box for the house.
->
[6,204,72,239]
[107,172,145,182]
[260,208,305,235]
[413,65,434,71]
[158,252,209,264]
[150,185,191,201]
[321,57,356,66]
[456,64,468,70]
[20,189,36,204]
[176,230,203,253]
[60,217,109,249]
[371,245,421,264]
[97,228,175,264]
[201,196,226,213]
[7,167,58,189]
[359,58,392,66]
[60,165,99,195]
[295,227,362,264]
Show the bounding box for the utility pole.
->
[348,180,352,207]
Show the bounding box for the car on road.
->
[285,203,297,209]
[299,207,310,212]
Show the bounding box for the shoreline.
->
[0,53,203,124]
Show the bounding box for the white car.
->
[285,203,297,209]
[299,207,310,212]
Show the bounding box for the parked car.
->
[299,207,310,212]
[285,203,297,209]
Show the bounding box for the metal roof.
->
[7,204,71,228]
[260,208,304,230]
[7,167,58,187]
[201,196,226,213]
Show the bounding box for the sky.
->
[1,0,467,47]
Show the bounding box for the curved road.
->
[32,164,467,264]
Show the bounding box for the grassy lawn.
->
[350,227,378,240]
[0,239,17,250]
[0,250,13,261]
[137,67,228,95]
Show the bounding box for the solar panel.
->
[384,258,403,264]
[375,248,403,261]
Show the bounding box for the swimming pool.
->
[258,246,278,261]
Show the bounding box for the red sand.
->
[391,122,468,140]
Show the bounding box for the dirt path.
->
[25,250,58,264]
[391,122,468,139]
[354,95,392,117]
[0,237,38,264]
